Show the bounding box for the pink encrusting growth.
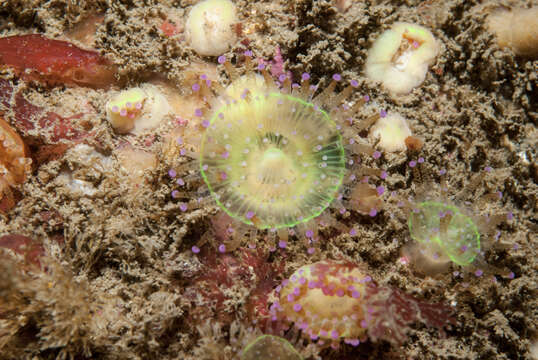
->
[0,79,90,162]
[184,246,284,324]
[269,260,454,348]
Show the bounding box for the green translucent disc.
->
[240,335,302,360]
[408,201,480,266]
[200,92,346,229]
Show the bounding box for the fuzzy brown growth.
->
[0,255,124,359]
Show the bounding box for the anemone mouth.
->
[200,92,346,229]
[408,201,480,266]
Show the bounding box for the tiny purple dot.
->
[380,109,387,118]
[352,291,360,298]
[218,244,226,253]
[418,157,424,163]
[279,74,287,82]
[475,269,483,277]
[257,63,265,70]
[192,83,200,92]
[191,246,200,254]
[217,55,226,64]
[194,108,203,117]
[177,178,185,186]
[369,208,377,217]
[301,72,310,81]
[278,241,287,249]
[485,166,493,172]
[350,79,358,87]
[364,95,370,102]
[244,50,253,57]
[332,74,341,81]
[307,247,315,254]
[306,230,314,238]
[409,160,417,168]
[350,228,357,236]
[439,169,447,175]
[171,190,179,198]
[200,74,208,80]
[331,330,339,339]
[380,171,387,179]
[373,151,381,159]
[180,203,188,212]
[246,211,254,219]
[201,120,210,128]
[376,186,385,196]
[508,272,515,279]
[168,169,177,178]
[507,212,513,221]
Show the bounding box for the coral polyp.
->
[200,91,346,229]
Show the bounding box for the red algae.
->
[0,34,116,88]
[0,79,88,152]
[186,247,283,324]
[0,234,44,268]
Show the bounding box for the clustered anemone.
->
[169,52,387,251]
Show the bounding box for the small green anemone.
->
[200,91,346,229]
[408,201,480,266]
[240,335,302,360]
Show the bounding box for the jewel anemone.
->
[398,163,514,277]
[169,52,387,249]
